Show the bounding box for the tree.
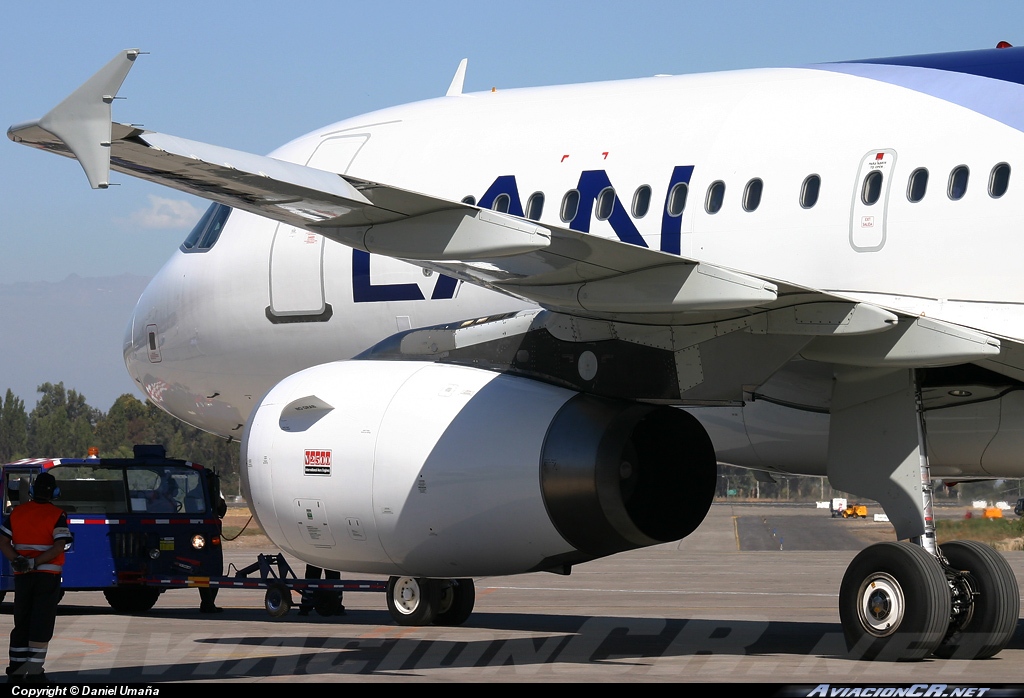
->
[0,389,28,462]
[94,394,158,457]
[27,382,100,457]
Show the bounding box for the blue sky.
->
[2,0,1023,285]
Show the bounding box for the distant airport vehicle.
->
[0,445,225,612]
[842,504,869,519]
[10,44,1024,659]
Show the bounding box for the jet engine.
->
[242,360,718,578]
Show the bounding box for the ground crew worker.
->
[0,472,72,682]
[297,565,344,617]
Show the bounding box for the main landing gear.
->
[839,539,1019,661]
[385,576,476,626]
[831,369,1019,661]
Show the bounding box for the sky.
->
[3,0,1024,285]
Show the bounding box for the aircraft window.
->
[560,190,580,222]
[989,163,1011,198]
[907,168,928,203]
[526,192,545,220]
[861,171,883,205]
[595,187,615,221]
[180,203,232,253]
[705,181,725,214]
[492,193,511,213]
[800,175,820,209]
[743,178,763,212]
[462,195,477,206]
[666,182,688,217]
[948,166,969,200]
[632,185,652,218]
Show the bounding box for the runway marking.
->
[57,637,115,658]
[360,626,420,640]
[482,585,835,598]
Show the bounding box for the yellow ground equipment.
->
[842,504,868,518]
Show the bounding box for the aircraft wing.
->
[7,49,1008,370]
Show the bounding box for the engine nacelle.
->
[242,360,717,577]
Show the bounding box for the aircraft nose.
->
[123,286,155,394]
[123,305,137,384]
[123,256,177,400]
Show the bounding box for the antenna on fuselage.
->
[446,58,468,96]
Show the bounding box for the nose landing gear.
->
[385,576,477,626]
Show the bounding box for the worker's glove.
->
[10,557,33,573]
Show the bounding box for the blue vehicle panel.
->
[0,446,225,602]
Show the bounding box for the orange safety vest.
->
[10,501,69,574]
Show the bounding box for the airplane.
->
[9,44,1024,661]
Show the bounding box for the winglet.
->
[446,58,468,96]
[35,49,142,189]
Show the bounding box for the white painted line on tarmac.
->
[481,586,836,597]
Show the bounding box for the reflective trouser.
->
[11,572,61,644]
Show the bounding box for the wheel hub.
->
[867,589,891,621]
[393,577,420,614]
[858,573,905,637]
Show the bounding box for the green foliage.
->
[27,382,101,457]
[0,389,28,462]
[2,386,239,494]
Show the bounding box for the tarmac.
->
[12,502,1024,684]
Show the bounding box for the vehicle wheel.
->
[839,541,950,661]
[265,583,292,618]
[434,578,475,626]
[103,587,162,614]
[386,576,440,626]
[933,540,1019,659]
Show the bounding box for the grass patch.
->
[222,524,264,539]
[936,517,1023,545]
[220,509,266,540]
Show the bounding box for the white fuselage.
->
[124,63,1024,483]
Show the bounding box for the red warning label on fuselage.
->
[304,449,331,476]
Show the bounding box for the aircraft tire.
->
[434,578,475,626]
[839,542,950,661]
[933,540,1019,659]
[387,576,440,626]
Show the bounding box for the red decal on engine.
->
[304,450,332,466]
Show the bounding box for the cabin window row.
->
[461,162,1011,223]
[461,178,773,222]
[864,163,1010,205]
